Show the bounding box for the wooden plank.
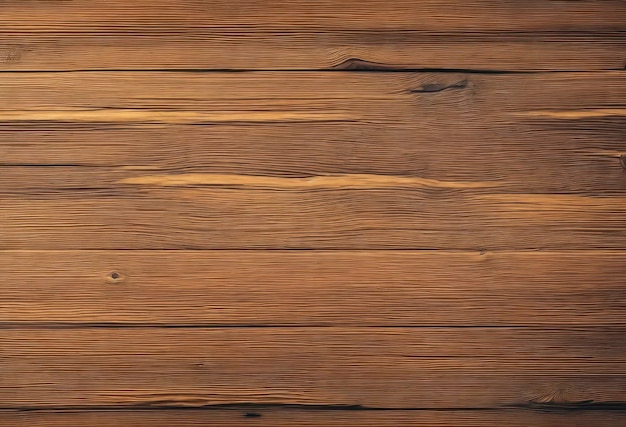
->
[2,327,625,409]
[1,250,624,326]
[2,71,625,116]
[0,1,625,71]
[1,122,625,194]
[2,32,625,72]
[2,186,625,249]
[3,0,624,32]
[3,408,626,427]
[0,71,625,250]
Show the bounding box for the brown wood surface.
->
[1,72,625,250]
[2,1,625,425]
[2,328,625,409]
[1,250,624,326]
[1,0,625,71]
[4,409,626,427]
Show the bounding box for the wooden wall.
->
[1,1,625,425]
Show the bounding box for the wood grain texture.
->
[2,186,626,250]
[1,71,624,196]
[2,328,625,409]
[1,71,624,249]
[1,250,624,326]
[1,0,625,71]
[3,409,626,427]
[2,71,625,118]
[1,122,625,194]
[2,1,625,424]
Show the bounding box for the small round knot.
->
[105,271,125,284]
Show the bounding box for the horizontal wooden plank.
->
[2,187,625,249]
[4,0,624,32]
[2,31,625,72]
[1,251,624,326]
[1,72,625,189]
[2,327,626,409]
[1,72,624,249]
[1,0,624,72]
[2,71,625,116]
[1,122,625,194]
[3,408,626,427]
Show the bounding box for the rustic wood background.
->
[1,1,625,426]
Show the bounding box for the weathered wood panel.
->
[2,328,625,409]
[1,0,625,71]
[2,2,625,425]
[1,71,624,249]
[1,72,624,195]
[1,71,625,117]
[3,408,626,427]
[1,250,624,326]
[1,123,624,194]
[2,188,625,249]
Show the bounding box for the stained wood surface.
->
[1,250,624,326]
[1,0,625,71]
[4,409,626,427]
[1,71,625,250]
[3,327,625,408]
[2,1,625,426]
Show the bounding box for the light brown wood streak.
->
[118,173,498,189]
[515,109,626,119]
[4,409,626,427]
[0,1,625,71]
[2,328,625,409]
[0,109,355,124]
[0,250,624,326]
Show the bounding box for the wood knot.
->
[105,271,125,284]
[619,155,626,170]
[409,79,468,94]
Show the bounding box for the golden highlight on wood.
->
[119,173,499,189]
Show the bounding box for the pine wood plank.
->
[2,187,625,249]
[2,327,625,409]
[1,121,624,194]
[3,0,624,32]
[1,250,624,326]
[2,71,624,196]
[2,71,625,116]
[0,71,624,249]
[2,32,625,72]
[1,1,625,71]
[3,408,626,427]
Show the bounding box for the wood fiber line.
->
[3,409,626,427]
[2,328,626,409]
[0,0,625,71]
[0,250,624,326]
